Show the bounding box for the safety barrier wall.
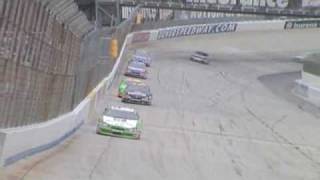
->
[293,50,320,106]
[302,72,320,90]
[294,71,320,107]
[132,18,320,42]
[1,99,89,166]
[294,79,320,107]
[1,18,319,167]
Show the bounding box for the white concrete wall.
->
[237,20,285,32]
[0,99,90,166]
[144,18,320,41]
[294,71,320,107]
[294,79,320,106]
[302,71,320,90]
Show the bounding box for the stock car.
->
[124,60,147,79]
[118,78,144,97]
[190,51,209,64]
[122,83,152,105]
[132,50,152,67]
[96,106,142,139]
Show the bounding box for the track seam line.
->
[88,139,111,180]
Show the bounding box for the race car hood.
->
[103,116,138,129]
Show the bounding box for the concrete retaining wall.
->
[237,20,285,32]
[1,18,319,167]
[1,99,89,166]
[294,79,320,106]
[302,71,320,90]
[142,18,320,42]
[294,71,320,107]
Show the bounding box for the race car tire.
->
[135,133,141,140]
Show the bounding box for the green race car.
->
[96,106,142,139]
[118,78,144,97]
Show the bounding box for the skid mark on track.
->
[156,64,179,94]
[271,115,287,129]
[177,70,192,151]
[88,138,112,179]
[223,140,246,179]
[244,105,320,169]
[144,124,319,151]
[145,141,168,178]
[172,68,206,179]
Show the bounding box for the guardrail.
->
[1,18,319,167]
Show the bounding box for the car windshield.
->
[104,109,139,120]
[133,55,147,60]
[196,51,208,56]
[129,61,145,68]
[127,84,149,92]
[135,50,148,56]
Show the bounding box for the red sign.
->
[132,32,151,43]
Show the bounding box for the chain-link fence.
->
[112,5,143,52]
[73,28,114,108]
[0,0,93,128]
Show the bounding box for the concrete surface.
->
[4,29,320,180]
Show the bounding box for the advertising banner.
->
[131,32,151,43]
[302,0,320,7]
[185,0,290,8]
[157,22,237,40]
[174,10,256,20]
[284,20,320,29]
[121,6,174,21]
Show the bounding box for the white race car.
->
[190,51,209,64]
[132,50,152,67]
[96,106,142,139]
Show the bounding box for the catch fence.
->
[0,0,93,128]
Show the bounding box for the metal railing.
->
[73,28,114,108]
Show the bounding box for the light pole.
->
[116,0,120,25]
[95,0,99,30]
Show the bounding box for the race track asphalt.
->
[5,29,320,180]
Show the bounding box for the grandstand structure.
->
[75,0,320,27]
